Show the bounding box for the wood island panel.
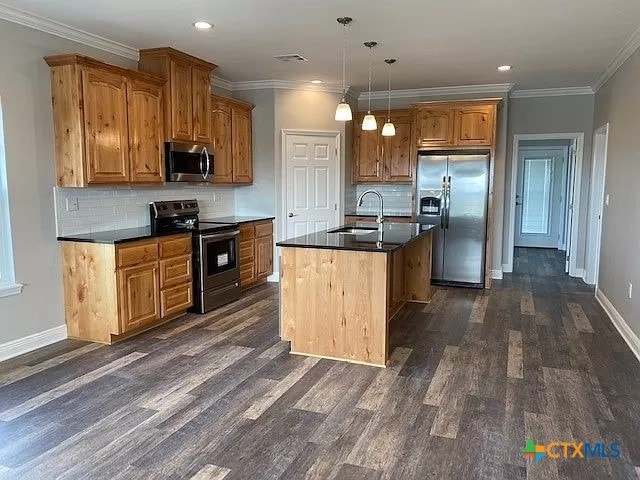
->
[280,247,389,367]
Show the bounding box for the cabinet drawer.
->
[239,238,255,261]
[254,221,273,238]
[159,235,192,258]
[240,262,255,287]
[160,254,192,288]
[240,224,255,241]
[117,240,159,268]
[161,283,193,318]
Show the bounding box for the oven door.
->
[199,230,240,290]
[166,142,213,182]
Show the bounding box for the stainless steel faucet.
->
[357,190,384,231]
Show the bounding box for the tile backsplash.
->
[351,184,414,216]
[54,185,235,236]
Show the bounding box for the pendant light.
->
[362,41,378,131]
[335,17,353,121]
[381,59,397,137]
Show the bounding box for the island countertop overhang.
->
[276,222,436,253]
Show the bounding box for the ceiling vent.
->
[274,54,308,62]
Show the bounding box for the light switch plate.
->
[66,198,79,211]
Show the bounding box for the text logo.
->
[522,439,621,464]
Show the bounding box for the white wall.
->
[593,46,640,333]
[506,95,595,270]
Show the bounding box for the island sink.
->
[277,222,435,367]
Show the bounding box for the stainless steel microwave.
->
[165,142,213,182]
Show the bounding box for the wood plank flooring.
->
[0,247,639,479]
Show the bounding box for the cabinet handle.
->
[376,160,380,177]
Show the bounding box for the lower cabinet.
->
[61,233,193,344]
[238,220,273,290]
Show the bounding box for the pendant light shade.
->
[362,41,378,131]
[335,101,353,121]
[381,58,397,137]
[362,114,377,131]
[381,122,396,136]
[335,17,353,122]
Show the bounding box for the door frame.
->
[280,129,342,241]
[505,133,585,277]
[513,145,570,250]
[585,123,609,287]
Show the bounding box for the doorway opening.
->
[506,133,585,278]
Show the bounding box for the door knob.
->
[288,212,297,217]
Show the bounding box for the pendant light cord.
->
[342,24,347,100]
[387,63,391,121]
[367,47,372,113]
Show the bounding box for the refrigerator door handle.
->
[441,176,447,229]
[445,176,451,229]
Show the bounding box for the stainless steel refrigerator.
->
[415,154,490,287]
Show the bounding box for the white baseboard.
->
[570,267,586,280]
[502,263,513,274]
[0,325,68,362]
[491,269,503,280]
[267,272,279,283]
[595,288,640,364]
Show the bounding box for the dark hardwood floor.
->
[0,247,639,479]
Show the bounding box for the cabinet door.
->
[354,119,383,183]
[118,262,160,332]
[416,109,454,147]
[127,80,164,184]
[81,68,129,184]
[383,120,413,183]
[191,66,212,143]
[454,107,494,146]
[169,58,193,141]
[255,235,273,279]
[211,99,233,183]
[232,107,253,184]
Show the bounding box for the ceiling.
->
[3,0,640,91]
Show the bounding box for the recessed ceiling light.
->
[497,65,512,72]
[310,80,323,84]
[193,21,213,30]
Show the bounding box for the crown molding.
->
[593,25,640,92]
[211,76,234,91]
[216,78,347,94]
[510,86,594,98]
[362,83,514,101]
[0,3,139,60]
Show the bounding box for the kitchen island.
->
[277,222,435,367]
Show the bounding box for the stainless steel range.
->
[150,200,241,313]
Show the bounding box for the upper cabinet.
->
[414,100,499,149]
[139,48,217,145]
[352,110,414,184]
[210,95,254,185]
[45,55,166,187]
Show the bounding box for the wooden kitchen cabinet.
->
[139,47,216,144]
[45,54,165,187]
[61,233,192,344]
[415,108,454,147]
[118,262,160,332]
[352,110,413,184]
[413,100,498,148]
[238,220,273,290]
[210,95,254,184]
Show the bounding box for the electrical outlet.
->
[66,197,79,212]
[629,282,633,299]
[605,194,610,206]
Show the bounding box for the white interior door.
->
[586,125,609,285]
[284,133,339,238]
[515,148,567,248]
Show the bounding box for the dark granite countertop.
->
[344,212,413,218]
[57,226,183,245]
[276,222,436,253]
[202,215,275,224]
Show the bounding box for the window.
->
[0,98,22,297]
